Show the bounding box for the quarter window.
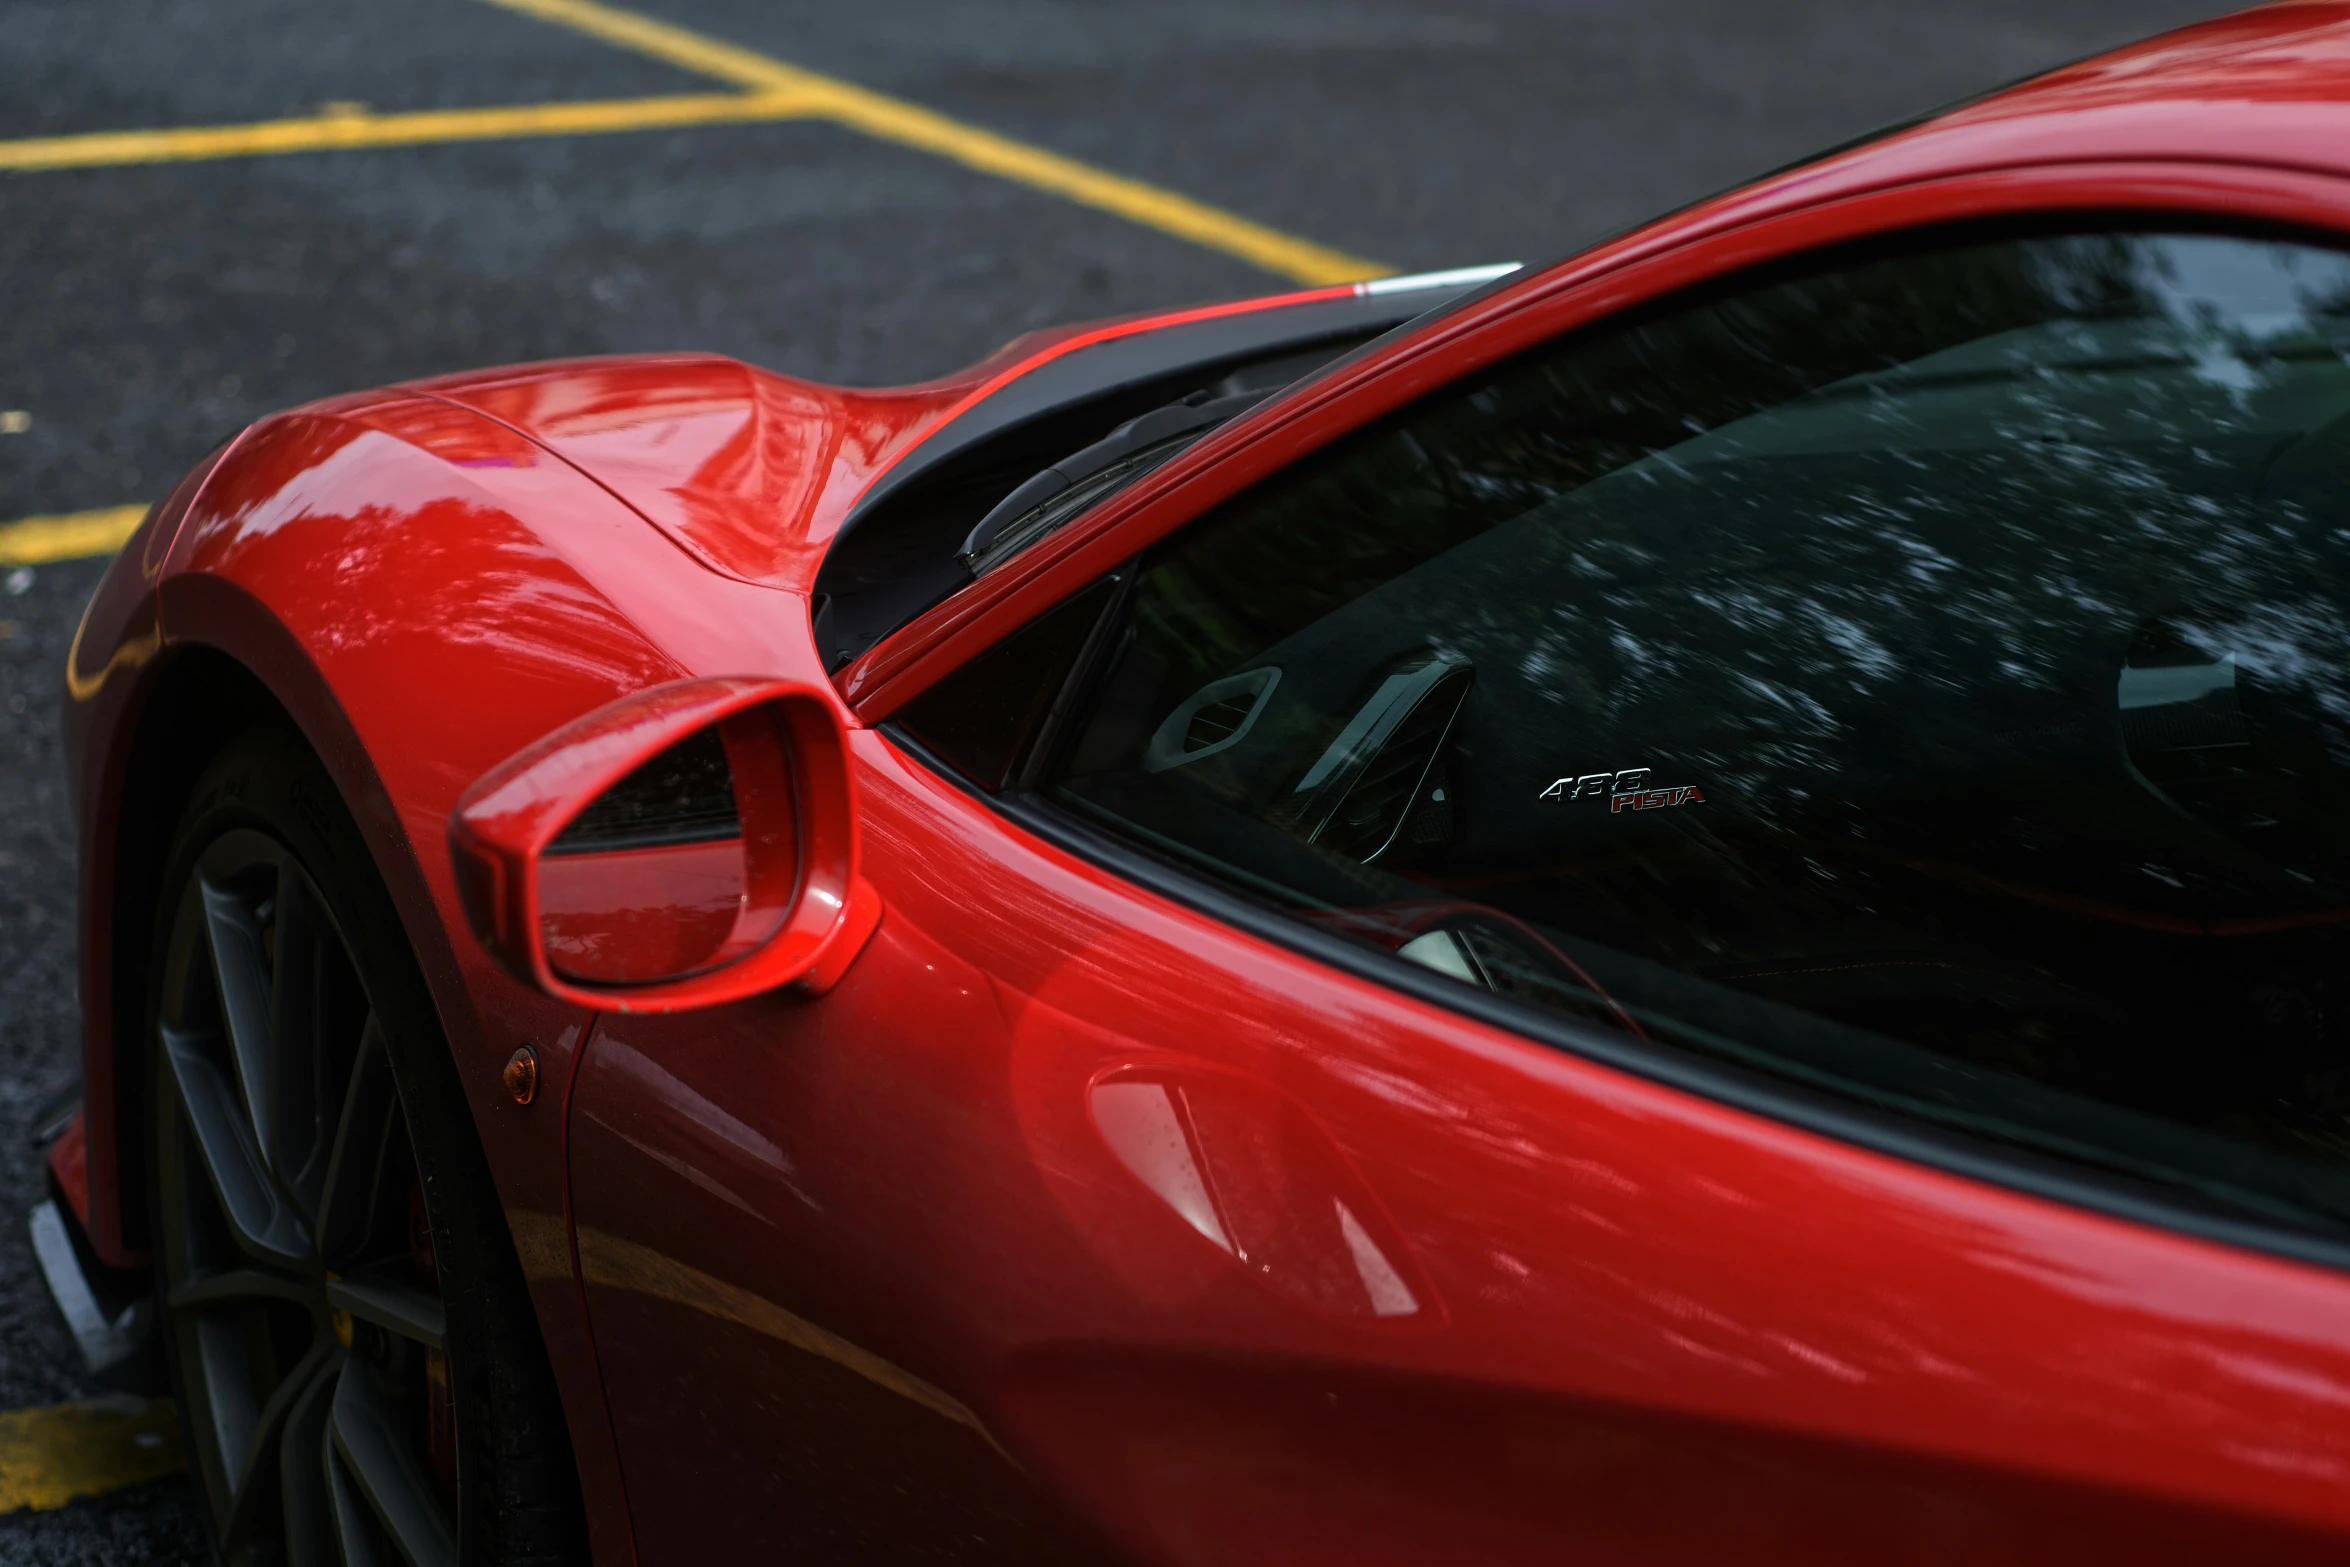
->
[906,229,2350,1245]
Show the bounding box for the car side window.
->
[899,228,2350,1247]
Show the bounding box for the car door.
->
[566,206,2350,1565]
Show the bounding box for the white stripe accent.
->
[1357,262,1522,297]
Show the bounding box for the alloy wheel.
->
[153,827,460,1567]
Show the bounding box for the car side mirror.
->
[449,677,882,1013]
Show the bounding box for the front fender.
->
[77,388,833,1567]
[63,441,233,1256]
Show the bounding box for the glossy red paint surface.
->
[539,838,748,983]
[53,7,2350,1562]
[568,732,2350,1563]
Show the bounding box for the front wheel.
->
[147,728,585,1565]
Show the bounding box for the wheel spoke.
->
[200,875,281,1175]
[270,867,329,1206]
[324,1419,391,1567]
[317,1018,397,1267]
[163,832,470,1567]
[281,1351,341,1567]
[170,1268,316,1313]
[327,1278,446,1352]
[162,1025,312,1267]
[331,1359,458,1567]
[222,1337,336,1545]
[189,1310,261,1513]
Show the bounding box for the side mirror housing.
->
[449,677,881,1013]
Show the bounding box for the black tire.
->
[144,720,586,1566]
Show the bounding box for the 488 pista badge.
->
[1540,767,1706,813]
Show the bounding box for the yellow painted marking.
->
[65,614,160,703]
[0,504,148,567]
[0,6,1387,285]
[0,92,831,174]
[506,1209,577,1285]
[0,1398,184,1512]
[575,1226,1014,1461]
[481,0,1391,286]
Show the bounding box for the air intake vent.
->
[1145,669,1282,772]
[1281,654,1472,863]
[1187,694,1258,750]
[1318,692,1461,860]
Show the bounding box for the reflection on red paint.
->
[46,1111,89,1231]
[1090,1066,1428,1322]
[417,355,971,589]
[539,837,748,984]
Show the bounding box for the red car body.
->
[57,7,2350,1561]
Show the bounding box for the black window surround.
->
[812,285,1497,671]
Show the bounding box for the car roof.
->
[1704,4,2350,221]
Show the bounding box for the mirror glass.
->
[539,726,768,984]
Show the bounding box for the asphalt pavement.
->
[0,0,2230,1558]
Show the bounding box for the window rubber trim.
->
[880,720,2350,1279]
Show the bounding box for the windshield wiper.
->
[958,386,1272,576]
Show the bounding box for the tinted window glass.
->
[1040,230,2350,1242]
[897,578,1118,791]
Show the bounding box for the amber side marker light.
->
[504,1047,539,1106]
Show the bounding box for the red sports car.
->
[38,7,2350,1562]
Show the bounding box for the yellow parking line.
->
[480,0,1391,286]
[0,1398,184,1512]
[0,14,1388,286]
[0,92,827,174]
[0,504,149,567]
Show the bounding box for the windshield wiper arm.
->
[958,386,1272,575]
